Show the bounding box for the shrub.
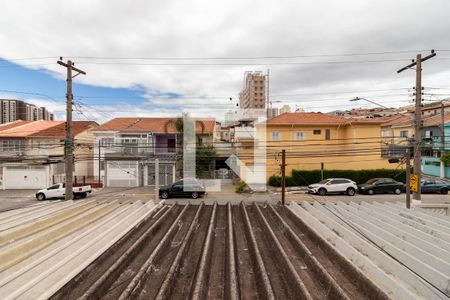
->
[441,152,450,165]
[235,181,247,193]
[268,169,408,187]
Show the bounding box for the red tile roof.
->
[423,113,450,127]
[0,120,34,131]
[0,120,97,138]
[381,114,414,127]
[267,112,385,125]
[94,118,215,134]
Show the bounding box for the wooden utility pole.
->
[397,50,436,201]
[58,58,86,200]
[281,149,286,205]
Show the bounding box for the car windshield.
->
[366,179,378,184]
[318,180,330,184]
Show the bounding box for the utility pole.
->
[320,162,324,181]
[397,50,436,201]
[405,148,411,209]
[58,58,86,200]
[281,149,286,205]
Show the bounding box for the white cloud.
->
[1,0,450,122]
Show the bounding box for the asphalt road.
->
[0,185,448,211]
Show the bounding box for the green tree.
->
[196,144,217,177]
[440,152,450,165]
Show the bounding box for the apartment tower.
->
[239,71,267,109]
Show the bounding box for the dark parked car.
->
[358,178,404,195]
[159,178,205,199]
[421,179,450,194]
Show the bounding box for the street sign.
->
[410,174,419,192]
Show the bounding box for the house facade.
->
[0,120,98,189]
[380,115,415,158]
[237,113,396,181]
[92,117,216,187]
[421,114,450,178]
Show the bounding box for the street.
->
[1,184,448,212]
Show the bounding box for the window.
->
[270,131,281,141]
[293,131,305,141]
[425,130,433,139]
[400,130,409,138]
[47,184,60,190]
[101,138,114,147]
[313,130,321,135]
[381,130,391,137]
[325,129,331,140]
[424,161,441,167]
[332,179,350,184]
[0,139,24,152]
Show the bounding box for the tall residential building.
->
[0,99,54,124]
[239,71,267,109]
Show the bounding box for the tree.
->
[196,144,217,177]
[440,152,450,165]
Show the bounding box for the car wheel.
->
[441,188,448,195]
[367,189,374,195]
[318,188,327,196]
[36,193,45,201]
[347,187,356,196]
[191,192,199,199]
[160,191,169,199]
[394,188,401,195]
[81,192,87,198]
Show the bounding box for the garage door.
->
[106,161,139,187]
[3,165,49,189]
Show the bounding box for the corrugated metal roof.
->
[289,201,450,299]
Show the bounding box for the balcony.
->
[102,135,178,158]
[431,136,449,151]
[381,144,411,158]
[234,126,256,141]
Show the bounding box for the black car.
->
[159,178,205,199]
[358,178,404,195]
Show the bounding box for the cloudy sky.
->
[1,0,450,123]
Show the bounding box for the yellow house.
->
[238,113,397,180]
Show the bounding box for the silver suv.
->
[308,178,357,196]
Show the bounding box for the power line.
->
[0,50,435,62]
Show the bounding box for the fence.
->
[52,175,104,188]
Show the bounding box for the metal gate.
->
[147,163,174,186]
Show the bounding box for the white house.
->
[0,120,98,189]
